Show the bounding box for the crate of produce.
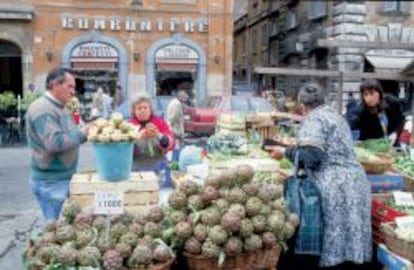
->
[249,125,277,140]
[372,194,408,221]
[377,244,414,270]
[361,158,393,175]
[372,216,385,244]
[381,222,414,262]
[371,193,408,244]
[355,147,393,175]
[70,171,159,215]
[392,155,414,192]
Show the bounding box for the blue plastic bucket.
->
[93,142,134,182]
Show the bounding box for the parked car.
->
[116,96,174,120]
[184,95,275,136]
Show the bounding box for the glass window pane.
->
[250,98,274,112]
[231,97,249,111]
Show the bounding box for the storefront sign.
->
[156,45,198,60]
[71,42,118,58]
[61,15,208,33]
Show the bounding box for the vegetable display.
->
[354,147,383,163]
[23,165,297,269]
[207,133,248,155]
[394,155,414,178]
[358,138,392,154]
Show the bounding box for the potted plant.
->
[20,92,42,112]
[0,91,17,117]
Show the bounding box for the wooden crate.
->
[70,172,159,215]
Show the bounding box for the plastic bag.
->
[178,145,204,172]
[284,150,324,255]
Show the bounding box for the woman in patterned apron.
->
[270,83,372,270]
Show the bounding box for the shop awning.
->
[156,63,196,72]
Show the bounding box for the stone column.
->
[329,2,367,112]
[21,52,33,96]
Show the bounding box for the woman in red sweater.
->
[129,95,175,175]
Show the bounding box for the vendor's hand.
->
[388,132,397,145]
[265,145,286,160]
[81,123,92,137]
[144,123,160,138]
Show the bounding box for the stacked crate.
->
[70,172,159,215]
[371,194,406,244]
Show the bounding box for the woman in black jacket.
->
[346,79,404,145]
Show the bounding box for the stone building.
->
[0,0,234,108]
[233,0,272,93]
[234,0,414,107]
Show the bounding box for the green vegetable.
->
[354,147,382,163]
[358,138,391,154]
[279,158,293,170]
[386,200,414,215]
[393,155,414,178]
[169,161,179,171]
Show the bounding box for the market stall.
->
[22,108,414,270]
[354,138,414,269]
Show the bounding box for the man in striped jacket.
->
[26,67,89,221]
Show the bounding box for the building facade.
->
[234,0,414,106]
[0,0,234,109]
[233,0,272,92]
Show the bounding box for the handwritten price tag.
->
[94,191,124,215]
[393,191,414,207]
[395,216,414,229]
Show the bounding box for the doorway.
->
[0,40,22,96]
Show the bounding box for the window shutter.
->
[400,1,410,14]
[383,1,398,12]
[309,0,327,20]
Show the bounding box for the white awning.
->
[365,49,414,69]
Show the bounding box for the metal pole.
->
[410,92,414,148]
[337,71,343,114]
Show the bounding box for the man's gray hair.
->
[297,82,326,108]
[45,67,74,90]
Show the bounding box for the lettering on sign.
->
[156,44,198,60]
[71,42,119,58]
[61,15,209,34]
[94,191,124,215]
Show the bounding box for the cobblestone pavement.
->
[0,143,95,270]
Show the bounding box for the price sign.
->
[393,191,414,207]
[395,216,414,229]
[94,191,124,215]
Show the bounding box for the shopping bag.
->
[284,150,324,255]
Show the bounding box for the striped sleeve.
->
[31,113,85,153]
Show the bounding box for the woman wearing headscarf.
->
[270,83,372,270]
[129,94,175,173]
[346,79,404,145]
